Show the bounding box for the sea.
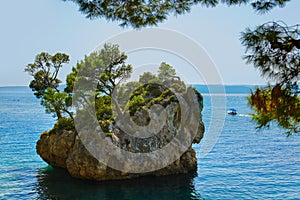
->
[0,85,300,200]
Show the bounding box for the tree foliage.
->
[25,52,73,119]
[248,85,300,134]
[25,43,200,136]
[241,21,300,85]
[68,46,186,133]
[68,44,132,97]
[97,44,133,97]
[67,44,133,131]
[241,21,300,134]
[63,0,291,28]
[139,72,158,84]
[158,62,177,82]
[125,65,183,117]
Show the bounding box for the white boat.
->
[227,108,237,115]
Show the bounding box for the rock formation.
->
[36,87,205,181]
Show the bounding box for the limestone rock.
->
[37,130,75,168]
[36,89,205,181]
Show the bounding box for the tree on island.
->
[66,44,133,132]
[25,52,74,119]
[139,72,158,84]
[26,44,134,132]
[26,43,188,134]
[62,0,300,134]
[158,62,177,82]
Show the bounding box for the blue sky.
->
[0,0,299,86]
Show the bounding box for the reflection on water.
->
[35,166,201,200]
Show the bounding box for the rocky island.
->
[36,87,204,181]
[27,44,205,181]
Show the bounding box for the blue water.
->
[0,86,300,199]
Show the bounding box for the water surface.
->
[0,86,299,199]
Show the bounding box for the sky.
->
[0,0,299,86]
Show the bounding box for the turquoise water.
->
[0,86,300,199]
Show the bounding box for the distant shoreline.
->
[201,93,250,96]
[0,85,261,95]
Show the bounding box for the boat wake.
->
[237,114,251,117]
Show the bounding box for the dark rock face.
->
[37,89,205,181]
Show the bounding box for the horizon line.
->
[0,83,266,88]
